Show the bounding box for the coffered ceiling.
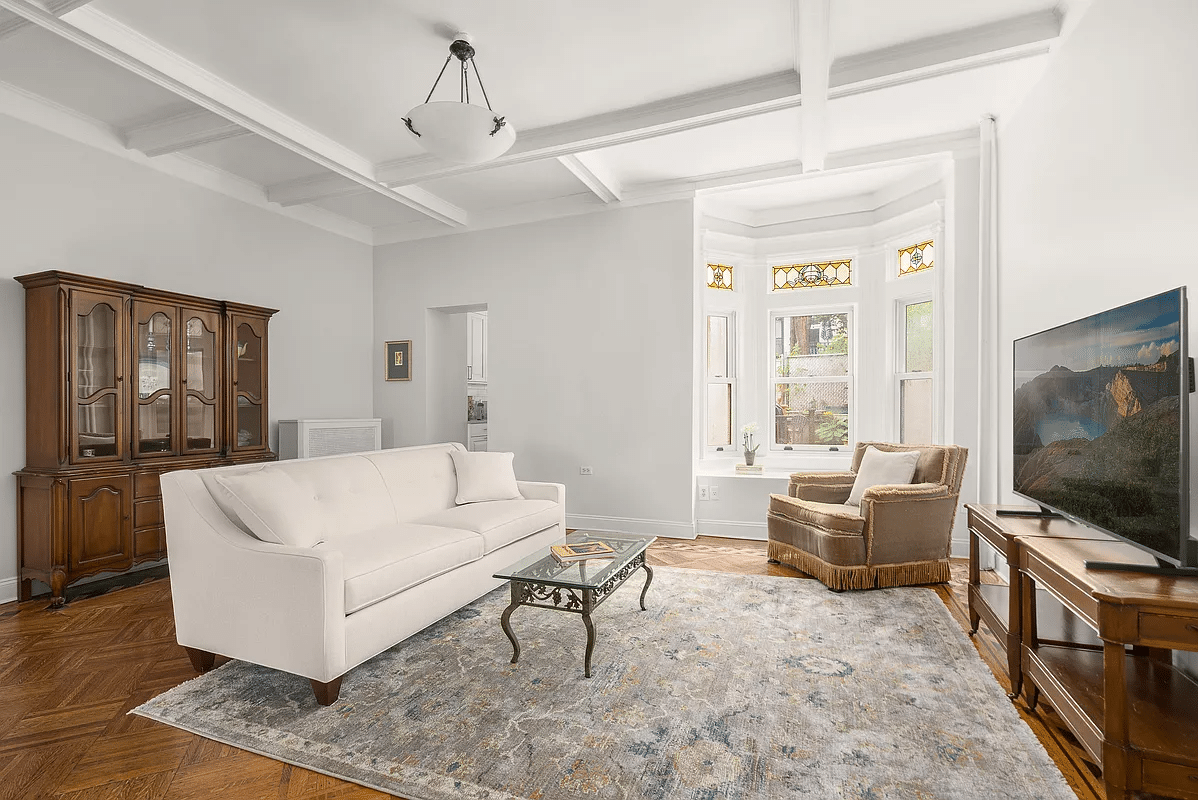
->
[0,0,1089,245]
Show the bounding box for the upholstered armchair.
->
[767,442,968,590]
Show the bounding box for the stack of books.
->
[735,463,764,474]
[550,541,615,564]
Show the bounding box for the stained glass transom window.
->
[898,240,935,276]
[772,260,851,291]
[707,264,734,291]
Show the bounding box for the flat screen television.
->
[1012,287,1197,574]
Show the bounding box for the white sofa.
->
[160,442,565,704]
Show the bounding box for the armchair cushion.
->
[769,494,864,535]
[846,446,920,506]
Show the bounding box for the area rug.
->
[134,567,1074,799]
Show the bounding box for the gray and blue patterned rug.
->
[135,567,1074,799]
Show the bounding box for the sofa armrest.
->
[789,471,856,503]
[859,483,957,566]
[518,480,565,505]
[161,470,347,681]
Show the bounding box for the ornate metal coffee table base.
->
[499,552,653,678]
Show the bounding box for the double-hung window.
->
[771,309,852,449]
[705,312,735,452]
[896,298,934,443]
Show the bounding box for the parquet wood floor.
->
[0,536,1114,799]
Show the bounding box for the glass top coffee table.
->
[493,531,655,678]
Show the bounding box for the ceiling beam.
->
[0,0,90,42]
[122,107,251,156]
[0,1,468,228]
[557,153,621,203]
[829,9,1060,95]
[269,11,1057,207]
[794,0,831,172]
[268,71,803,206]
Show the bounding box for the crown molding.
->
[0,78,373,245]
[0,1,466,227]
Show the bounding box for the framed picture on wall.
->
[385,340,412,381]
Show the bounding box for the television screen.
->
[1013,288,1190,564]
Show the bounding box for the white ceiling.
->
[0,0,1084,245]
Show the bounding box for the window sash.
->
[895,297,935,444]
[769,308,853,451]
[705,312,735,453]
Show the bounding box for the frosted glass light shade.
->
[404,101,516,164]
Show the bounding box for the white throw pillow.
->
[212,470,326,547]
[451,450,522,505]
[846,446,921,506]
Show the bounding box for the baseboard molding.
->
[0,576,18,605]
[950,537,969,559]
[695,519,768,541]
[566,514,696,540]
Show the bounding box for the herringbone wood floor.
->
[0,537,1113,799]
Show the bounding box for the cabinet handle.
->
[1187,624,1198,633]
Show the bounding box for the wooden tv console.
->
[966,505,1198,799]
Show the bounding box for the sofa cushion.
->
[364,444,461,522]
[769,494,865,535]
[450,450,522,504]
[211,469,326,547]
[317,524,483,614]
[846,446,920,506]
[417,499,558,554]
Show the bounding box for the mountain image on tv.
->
[1013,291,1184,560]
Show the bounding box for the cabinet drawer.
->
[134,526,166,559]
[134,499,163,529]
[134,471,161,499]
[1139,613,1198,649]
[1142,758,1198,800]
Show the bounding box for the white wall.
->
[426,309,468,445]
[0,113,375,600]
[374,201,697,537]
[996,0,1198,674]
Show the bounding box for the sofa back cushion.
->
[200,455,397,541]
[364,443,462,522]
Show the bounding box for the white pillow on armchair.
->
[846,446,920,506]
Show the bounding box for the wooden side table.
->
[965,504,1109,698]
[1020,537,1198,800]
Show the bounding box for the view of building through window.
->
[772,312,851,447]
[899,300,934,443]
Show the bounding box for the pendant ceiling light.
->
[403,32,515,164]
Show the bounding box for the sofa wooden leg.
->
[184,647,216,673]
[311,676,343,706]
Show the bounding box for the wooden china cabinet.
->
[14,271,277,605]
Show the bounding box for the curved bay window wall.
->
[699,218,946,464]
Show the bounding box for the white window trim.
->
[704,309,737,456]
[767,304,856,454]
[893,293,937,444]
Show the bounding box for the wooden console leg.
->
[311,676,343,706]
[184,647,216,674]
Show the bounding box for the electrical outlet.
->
[579,466,593,475]
[698,486,710,501]
[709,485,720,501]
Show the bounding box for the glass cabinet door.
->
[71,290,126,463]
[182,310,220,453]
[232,317,266,450]
[133,302,175,457]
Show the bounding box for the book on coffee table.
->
[550,541,615,564]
